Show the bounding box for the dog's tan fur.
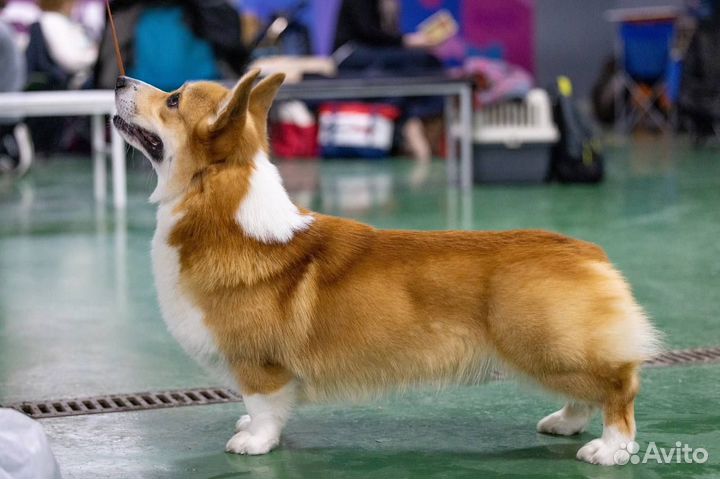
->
[114,70,660,464]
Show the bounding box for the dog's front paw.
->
[235,414,252,432]
[576,438,622,466]
[225,430,279,455]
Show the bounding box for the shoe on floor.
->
[0,123,33,176]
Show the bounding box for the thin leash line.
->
[105,0,125,76]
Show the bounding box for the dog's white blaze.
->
[148,168,169,204]
[236,152,314,243]
[152,200,230,381]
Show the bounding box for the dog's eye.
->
[166,93,180,109]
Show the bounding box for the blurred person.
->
[239,0,312,55]
[680,1,720,144]
[23,0,98,154]
[0,0,32,175]
[333,0,444,179]
[334,0,437,54]
[29,0,98,90]
[0,0,24,93]
[94,0,248,91]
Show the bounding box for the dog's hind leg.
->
[577,399,636,466]
[226,363,296,455]
[486,259,659,464]
[537,401,595,436]
[575,366,639,466]
[536,364,640,466]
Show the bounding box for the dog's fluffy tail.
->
[588,261,664,364]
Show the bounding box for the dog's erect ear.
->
[249,73,285,123]
[205,69,261,135]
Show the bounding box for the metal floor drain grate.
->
[3,347,719,419]
[2,387,241,419]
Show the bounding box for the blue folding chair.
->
[616,20,676,132]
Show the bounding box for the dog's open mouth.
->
[113,116,164,161]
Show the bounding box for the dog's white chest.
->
[151,203,229,378]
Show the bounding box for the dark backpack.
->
[678,14,720,134]
[24,22,70,154]
[25,22,69,91]
[550,76,604,184]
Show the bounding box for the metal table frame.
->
[0,77,474,208]
[0,90,125,206]
[276,77,475,191]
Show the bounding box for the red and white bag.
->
[318,102,400,159]
[270,101,319,159]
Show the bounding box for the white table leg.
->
[446,186,458,230]
[461,188,473,230]
[114,207,128,312]
[444,96,458,186]
[91,114,107,202]
[459,84,474,192]
[111,126,127,209]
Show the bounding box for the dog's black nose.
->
[115,76,128,90]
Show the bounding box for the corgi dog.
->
[113,69,660,465]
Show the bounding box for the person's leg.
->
[402,95,444,185]
[403,117,432,187]
[337,46,381,74]
[0,123,17,173]
[0,122,32,175]
[402,117,431,165]
[374,47,443,76]
[338,46,443,77]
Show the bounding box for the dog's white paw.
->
[537,410,588,436]
[235,415,252,432]
[225,430,279,455]
[576,438,623,466]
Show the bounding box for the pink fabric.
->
[450,57,533,108]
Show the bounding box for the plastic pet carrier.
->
[473,89,559,184]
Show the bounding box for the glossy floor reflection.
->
[1,137,719,478]
[41,365,720,479]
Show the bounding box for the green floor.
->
[1,138,719,478]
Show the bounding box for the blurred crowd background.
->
[0,0,718,175]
